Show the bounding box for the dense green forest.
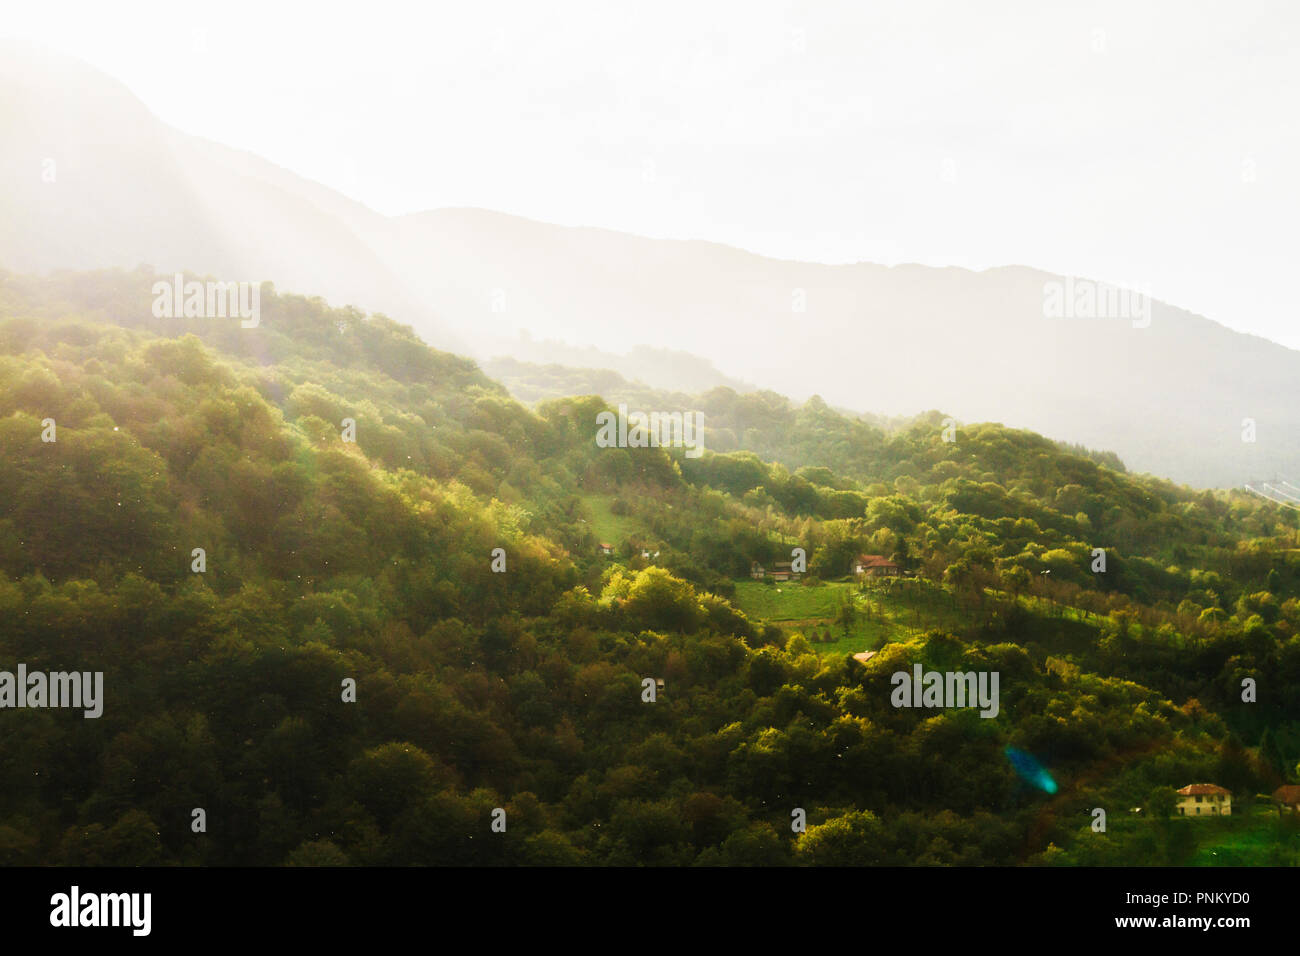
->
[1,268,1298,866]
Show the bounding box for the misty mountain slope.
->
[2,44,1296,486]
[482,344,756,399]
[0,42,462,353]
[376,209,1300,486]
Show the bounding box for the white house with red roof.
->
[854,554,901,577]
[1175,783,1231,816]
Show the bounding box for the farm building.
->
[854,554,901,577]
[1273,785,1300,812]
[770,561,801,582]
[1175,783,1231,816]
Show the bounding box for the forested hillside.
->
[484,355,1125,477]
[2,269,1298,866]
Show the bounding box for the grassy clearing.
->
[1184,807,1300,865]
[731,580,849,620]
[584,495,640,547]
[731,578,966,656]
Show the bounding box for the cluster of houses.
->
[601,529,1300,825]
[600,524,1300,825]
[748,554,905,583]
[597,543,659,560]
[602,540,907,583]
[1166,783,1300,817]
[749,561,802,582]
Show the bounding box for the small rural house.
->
[770,561,801,582]
[1273,785,1300,812]
[598,542,613,555]
[854,554,901,577]
[1175,783,1231,817]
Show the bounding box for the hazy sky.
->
[5,0,1298,347]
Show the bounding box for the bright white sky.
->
[5,0,1299,347]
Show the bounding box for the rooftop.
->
[1176,783,1231,796]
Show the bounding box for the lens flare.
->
[1005,746,1058,794]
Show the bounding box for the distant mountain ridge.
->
[2,40,1297,487]
[483,342,755,398]
[480,354,1129,481]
